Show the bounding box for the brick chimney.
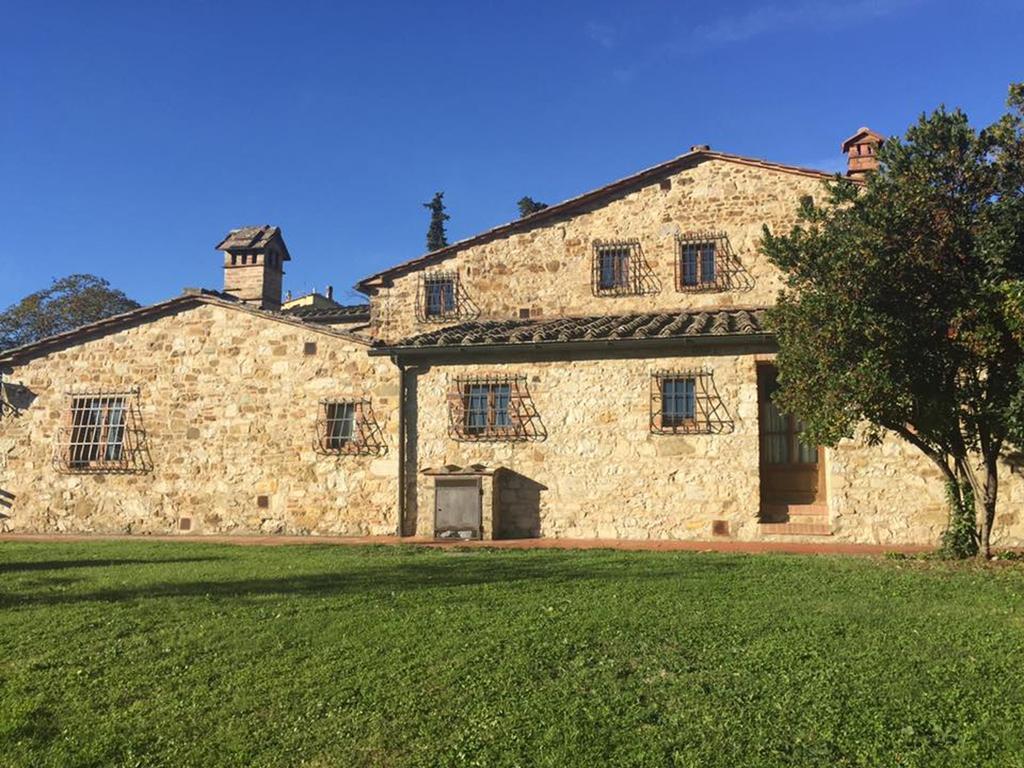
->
[214,225,291,311]
[841,127,885,179]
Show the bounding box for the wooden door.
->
[434,479,482,539]
[757,365,824,510]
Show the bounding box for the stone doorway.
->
[757,364,829,534]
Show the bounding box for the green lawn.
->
[2,542,1024,768]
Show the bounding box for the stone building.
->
[2,134,1022,545]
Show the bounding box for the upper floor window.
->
[676,232,729,292]
[418,271,460,321]
[592,240,659,296]
[597,245,631,291]
[680,242,716,287]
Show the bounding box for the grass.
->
[2,541,1024,768]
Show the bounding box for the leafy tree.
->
[762,84,1024,558]
[517,196,548,217]
[0,274,140,351]
[423,192,450,251]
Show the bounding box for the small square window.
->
[316,399,386,455]
[651,370,726,435]
[677,232,730,292]
[597,247,630,291]
[67,395,127,468]
[464,383,512,436]
[661,377,696,427]
[592,240,656,296]
[324,402,356,450]
[680,242,716,287]
[448,375,544,442]
[419,272,460,320]
[303,342,318,356]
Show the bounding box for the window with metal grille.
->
[419,272,459,320]
[447,375,545,442]
[54,390,149,473]
[69,396,126,466]
[597,245,630,291]
[676,232,731,292]
[591,240,659,296]
[651,369,731,434]
[324,402,356,449]
[661,377,696,427]
[464,383,512,435]
[0,375,17,420]
[316,399,387,455]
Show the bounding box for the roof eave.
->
[0,293,370,365]
[370,331,776,360]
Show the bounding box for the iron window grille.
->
[650,369,732,434]
[415,271,480,322]
[54,389,151,473]
[592,240,660,296]
[315,398,387,456]
[0,375,17,420]
[675,231,748,292]
[447,374,545,442]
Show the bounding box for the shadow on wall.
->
[495,469,547,539]
[0,489,13,531]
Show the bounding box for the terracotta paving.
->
[0,532,934,557]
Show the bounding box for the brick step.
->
[758,522,833,536]
[760,504,828,524]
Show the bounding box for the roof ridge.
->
[354,149,847,293]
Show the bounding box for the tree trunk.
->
[977,452,999,559]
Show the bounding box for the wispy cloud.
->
[693,0,923,46]
[584,20,617,49]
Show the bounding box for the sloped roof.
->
[374,308,768,354]
[282,303,371,324]
[0,290,369,364]
[215,225,291,260]
[355,148,845,293]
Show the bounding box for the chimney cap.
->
[214,225,291,261]
[841,127,885,154]
[690,144,711,152]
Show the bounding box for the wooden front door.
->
[434,479,482,539]
[757,365,824,511]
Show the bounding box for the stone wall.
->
[407,351,1024,546]
[0,303,399,536]
[371,158,830,343]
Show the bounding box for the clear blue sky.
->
[2,0,1022,308]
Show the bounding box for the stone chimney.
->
[841,127,885,179]
[214,225,291,311]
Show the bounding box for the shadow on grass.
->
[0,553,743,609]
[0,556,223,574]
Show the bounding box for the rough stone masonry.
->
[2,142,1021,546]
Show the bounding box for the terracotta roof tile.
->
[282,304,371,323]
[382,308,768,350]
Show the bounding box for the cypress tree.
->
[423,192,450,251]
[517,196,548,217]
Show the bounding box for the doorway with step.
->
[757,364,828,532]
